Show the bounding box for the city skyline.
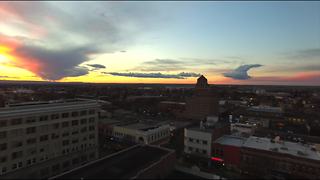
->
[0,1,319,85]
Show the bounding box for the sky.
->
[0,1,319,85]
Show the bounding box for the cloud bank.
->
[103,72,201,79]
[0,2,162,80]
[223,64,262,80]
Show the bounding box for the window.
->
[0,131,6,139]
[189,138,194,142]
[2,167,6,174]
[62,132,70,137]
[51,133,59,139]
[11,118,22,125]
[72,130,79,135]
[0,120,7,127]
[26,127,36,134]
[72,120,79,126]
[62,121,69,127]
[80,110,87,116]
[80,119,87,124]
[26,117,36,123]
[39,115,48,121]
[0,143,7,151]
[0,156,7,163]
[52,123,59,129]
[10,128,24,137]
[88,109,95,115]
[89,125,95,131]
[188,147,193,151]
[89,134,95,139]
[81,127,87,133]
[196,139,200,143]
[40,135,49,142]
[88,117,95,123]
[11,141,23,148]
[72,139,79,144]
[62,140,69,146]
[26,138,37,145]
[11,151,23,159]
[203,140,208,145]
[71,111,79,117]
[62,112,69,118]
[202,150,207,154]
[51,114,59,120]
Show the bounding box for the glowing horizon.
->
[0,1,319,85]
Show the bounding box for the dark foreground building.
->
[49,145,176,179]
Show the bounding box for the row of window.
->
[0,152,96,176]
[0,131,96,152]
[0,119,95,140]
[0,109,96,127]
[187,137,208,145]
[185,146,207,155]
[0,136,96,164]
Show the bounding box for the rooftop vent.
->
[280,147,288,151]
[270,147,278,152]
[297,150,308,156]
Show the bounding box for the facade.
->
[212,135,320,179]
[0,99,100,179]
[112,121,170,145]
[183,75,219,121]
[184,118,230,159]
[230,123,257,136]
[240,136,320,179]
[212,135,245,170]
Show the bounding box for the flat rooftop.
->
[243,136,320,161]
[215,135,246,147]
[119,121,169,131]
[50,145,174,179]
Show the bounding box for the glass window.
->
[11,118,22,125]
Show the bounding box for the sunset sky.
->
[0,1,319,85]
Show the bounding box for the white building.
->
[0,99,100,179]
[230,122,256,136]
[184,126,213,158]
[112,121,170,145]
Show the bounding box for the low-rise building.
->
[112,121,170,145]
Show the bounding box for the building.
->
[183,75,219,121]
[212,134,320,179]
[230,122,257,136]
[212,135,246,170]
[0,99,100,179]
[184,117,230,165]
[50,145,176,179]
[112,121,170,145]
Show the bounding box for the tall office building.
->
[183,75,219,121]
[0,99,100,179]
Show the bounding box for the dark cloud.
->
[86,64,106,69]
[12,43,97,80]
[103,72,201,79]
[223,64,263,80]
[0,2,166,80]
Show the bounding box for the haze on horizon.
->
[0,1,319,85]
